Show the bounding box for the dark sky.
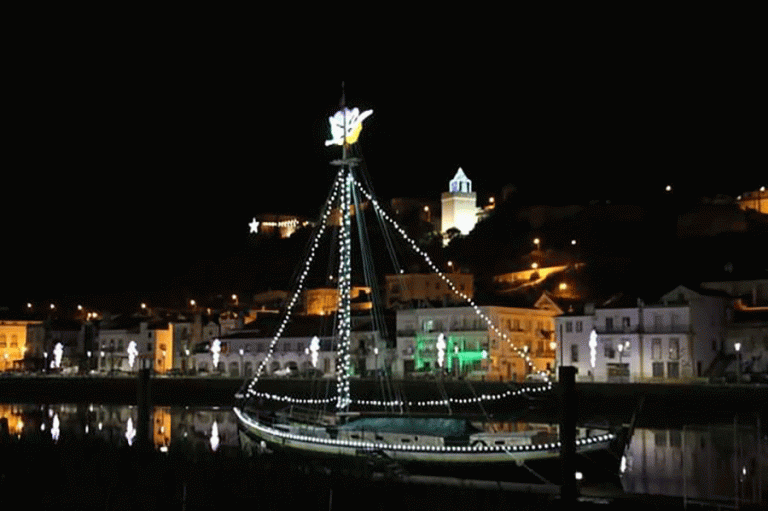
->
[3,36,764,307]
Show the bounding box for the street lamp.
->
[734,342,742,383]
[617,343,625,381]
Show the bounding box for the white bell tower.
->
[441,167,478,237]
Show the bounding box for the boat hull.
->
[234,407,625,484]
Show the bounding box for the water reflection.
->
[1,403,766,508]
[0,403,239,454]
[621,418,766,507]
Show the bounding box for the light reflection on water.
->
[621,420,767,507]
[0,403,240,454]
[1,403,766,507]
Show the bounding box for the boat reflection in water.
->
[1,403,766,508]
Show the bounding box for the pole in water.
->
[559,365,578,504]
[137,362,152,454]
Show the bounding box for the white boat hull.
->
[234,407,617,465]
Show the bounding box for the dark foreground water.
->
[1,403,766,510]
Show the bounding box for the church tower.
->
[441,167,478,237]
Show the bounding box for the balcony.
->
[594,325,638,335]
[642,325,690,334]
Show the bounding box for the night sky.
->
[3,37,763,307]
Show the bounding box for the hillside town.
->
[2,171,766,385]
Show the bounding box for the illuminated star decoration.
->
[249,218,260,234]
[325,107,373,146]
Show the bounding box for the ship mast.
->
[327,83,371,412]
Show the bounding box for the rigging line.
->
[351,144,403,275]
[243,170,345,396]
[349,172,392,408]
[465,379,490,422]
[354,180,399,412]
[352,181,547,384]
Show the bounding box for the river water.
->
[1,403,765,509]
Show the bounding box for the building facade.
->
[384,273,474,309]
[0,320,44,371]
[441,168,478,238]
[95,316,219,374]
[395,295,560,381]
[555,286,728,382]
[737,187,767,215]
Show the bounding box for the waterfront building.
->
[96,315,218,374]
[0,320,44,371]
[555,285,729,382]
[190,312,392,378]
[702,278,768,376]
[394,295,560,381]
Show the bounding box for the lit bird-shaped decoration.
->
[589,329,597,369]
[210,421,220,452]
[125,417,136,446]
[310,336,320,368]
[325,107,373,146]
[211,339,221,369]
[53,342,63,369]
[127,341,138,369]
[436,333,447,369]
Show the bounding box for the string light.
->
[242,167,553,409]
[233,407,613,454]
[356,178,549,383]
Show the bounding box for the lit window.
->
[669,338,679,360]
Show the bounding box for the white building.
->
[191,313,392,378]
[555,286,729,382]
[441,168,479,238]
[96,315,219,374]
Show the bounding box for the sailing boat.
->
[234,96,625,479]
